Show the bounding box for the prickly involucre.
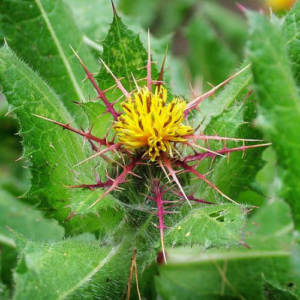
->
[35,33,269,263]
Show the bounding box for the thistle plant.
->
[1,1,300,299]
[34,26,269,263]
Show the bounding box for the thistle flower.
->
[266,0,296,11]
[114,86,193,161]
[35,34,270,264]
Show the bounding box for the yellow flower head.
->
[266,0,295,11]
[114,86,194,161]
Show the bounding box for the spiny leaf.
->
[248,12,300,229]
[0,0,97,121]
[165,204,247,248]
[0,188,64,292]
[0,45,86,215]
[263,280,299,300]
[66,0,184,99]
[0,282,10,300]
[66,189,124,237]
[201,94,264,202]
[83,11,161,135]
[0,45,123,230]
[0,107,30,196]
[12,237,135,300]
[80,102,112,137]
[190,63,264,204]
[0,189,64,248]
[96,12,158,102]
[156,200,300,300]
[284,1,300,88]
[193,61,252,128]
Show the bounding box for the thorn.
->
[131,72,140,91]
[186,64,251,113]
[4,110,11,117]
[157,45,168,91]
[185,134,263,143]
[158,158,172,183]
[69,45,120,120]
[163,156,192,208]
[184,143,271,163]
[203,169,214,177]
[178,161,239,205]
[88,156,140,208]
[15,155,23,162]
[240,242,251,249]
[111,0,117,14]
[32,114,111,145]
[129,171,142,179]
[64,212,76,222]
[236,2,247,13]
[187,142,226,158]
[74,143,121,167]
[147,29,152,91]
[100,58,131,99]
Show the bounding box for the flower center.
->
[114,86,194,160]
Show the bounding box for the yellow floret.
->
[114,86,193,161]
[266,0,295,11]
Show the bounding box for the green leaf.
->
[0,189,64,293]
[0,189,64,248]
[0,282,10,300]
[12,238,134,300]
[263,280,299,300]
[284,1,300,87]
[202,96,264,203]
[0,94,7,117]
[247,12,300,229]
[66,189,124,237]
[0,44,84,218]
[1,244,17,293]
[0,0,97,121]
[165,204,247,248]
[156,200,300,300]
[80,101,111,138]
[67,0,187,100]
[185,13,238,90]
[0,45,123,229]
[96,12,158,102]
[189,64,264,205]
[193,62,252,129]
[0,108,30,196]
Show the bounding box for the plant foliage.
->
[0,1,299,299]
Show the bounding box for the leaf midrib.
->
[114,16,133,91]
[167,205,243,244]
[1,47,83,163]
[56,242,123,300]
[34,0,85,102]
[0,233,15,248]
[167,249,290,266]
